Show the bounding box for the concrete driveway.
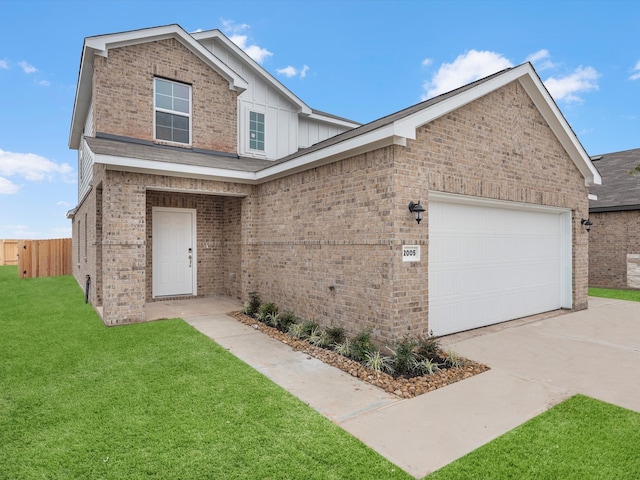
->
[158,296,640,478]
[342,297,640,477]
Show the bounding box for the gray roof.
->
[589,147,640,212]
[86,134,273,172]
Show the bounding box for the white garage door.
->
[428,193,572,336]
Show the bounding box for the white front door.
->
[152,208,196,298]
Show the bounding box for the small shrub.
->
[351,328,375,362]
[265,312,280,329]
[333,338,353,358]
[416,332,441,360]
[389,336,418,376]
[414,358,441,375]
[279,310,299,331]
[307,326,323,345]
[255,302,278,323]
[301,321,319,338]
[445,350,464,368]
[242,292,261,316]
[324,325,346,346]
[287,322,307,339]
[364,350,394,374]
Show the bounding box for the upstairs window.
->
[154,78,191,144]
[249,111,265,151]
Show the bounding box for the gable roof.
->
[256,62,601,186]
[589,147,640,212]
[87,63,601,190]
[69,24,249,149]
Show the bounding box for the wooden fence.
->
[0,239,19,265]
[16,239,72,278]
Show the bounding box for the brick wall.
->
[92,38,238,153]
[246,81,589,344]
[588,210,640,287]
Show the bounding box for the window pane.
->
[173,83,190,100]
[173,98,189,114]
[173,129,189,144]
[155,94,173,111]
[156,111,172,127]
[155,79,172,96]
[156,125,172,141]
[173,115,189,130]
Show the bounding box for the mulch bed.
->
[230,312,490,399]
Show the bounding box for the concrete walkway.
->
[147,296,640,479]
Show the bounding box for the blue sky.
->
[1,0,639,239]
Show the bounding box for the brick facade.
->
[242,82,589,343]
[92,39,237,153]
[588,210,640,288]
[71,33,591,342]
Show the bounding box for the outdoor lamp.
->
[408,201,425,224]
[581,218,593,232]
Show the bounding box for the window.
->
[249,111,265,151]
[154,78,191,144]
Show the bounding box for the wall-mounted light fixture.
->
[408,201,425,224]
[581,218,593,232]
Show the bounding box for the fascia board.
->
[255,125,403,182]
[69,43,95,149]
[517,71,601,186]
[94,153,258,184]
[192,30,312,115]
[306,112,361,128]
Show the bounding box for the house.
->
[588,148,640,288]
[67,24,600,342]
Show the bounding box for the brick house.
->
[588,148,640,288]
[67,24,600,342]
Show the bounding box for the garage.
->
[428,192,572,336]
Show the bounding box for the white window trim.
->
[248,110,265,153]
[153,78,192,146]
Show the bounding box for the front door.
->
[152,208,196,297]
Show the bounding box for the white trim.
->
[428,191,573,214]
[152,206,197,298]
[588,194,598,201]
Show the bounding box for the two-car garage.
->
[428,192,573,336]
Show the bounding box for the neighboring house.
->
[588,148,640,288]
[67,24,600,342]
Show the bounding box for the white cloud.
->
[422,58,433,67]
[525,49,556,71]
[0,59,8,70]
[0,149,74,183]
[630,60,640,80]
[422,50,513,99]
[544,66,600,103]
[0,177,20,194]
[18,60,37,74]
[222,19,272,64]
[277,64,309,79]
[37,79,50,87]
[57,200,72,207]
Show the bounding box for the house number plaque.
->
[402,245,420,262]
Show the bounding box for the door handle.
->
[188,247,193,268]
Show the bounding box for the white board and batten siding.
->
[199,35,353,160]
[78,101,95,201]
[428,192,572,336]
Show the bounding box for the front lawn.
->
[0,266,409,479]
[428,394,640,479]
[589,287,640,302]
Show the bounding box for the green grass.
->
[0,266,409,479]
[589,287,640,302]
[428,394,640,479]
